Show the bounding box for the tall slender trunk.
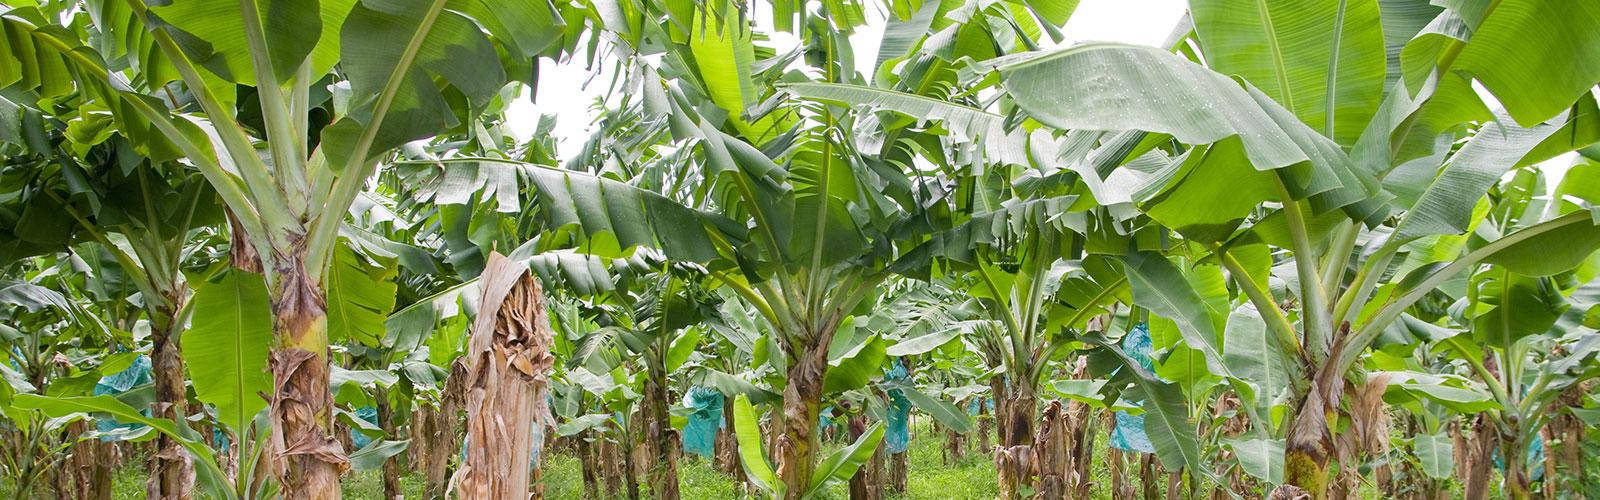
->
[63,420,114,499]
[413,359,467,499]
[377,397,401,500]
[267,253,347,499]
[577,432,601,499]
[990,377,1009,449]
[1064,359,1097,498]
[452,253,554,499]
[977,398,992,456]
[149,312,194,499]
[715,401,746,484]
[1139,453,1162,499]
[776,347,826,499]
[600,438,624,498]
[1545,380,1591,495]
[643,353,681,500]
[945,426,965,465]
[847,412,878,500]
[1461,415,1494,500]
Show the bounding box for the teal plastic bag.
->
[350,406,380,449]
[1109,323,1156,453]
[93,354,153,436]
[682,386,723,458]
[885,360,910,454]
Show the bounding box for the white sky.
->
[506,0,1190,158]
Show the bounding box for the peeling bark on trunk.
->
[1547,381,1589,494]
[1461,415,1495,500]
[1065,398,1096,499]
[377,398,402,500]
[776,348,826,500]
[847,413,880,500]
[643,356,680,500]
[451,253,555,500]
[148,318,194,500]
[62,420,114,500]
[417,359,468,499]
[1063,359,1097,499]
[576,433,602,499]
[1033,400,1069,499]
[995,390,1036,500]
[715,401,747,485]
[267,256,348,499]
[945,427,965,465]
[888,446,907,494]
[1139,453,1161,500]
[1284,363,1344,500]
[599,438,624,498]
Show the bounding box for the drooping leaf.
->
[805,422,884,496]
[732,395,782,498]
[348,439,409,471]
[896,384,972,433]
[326,242,398,345]
[1224,437,1284,484]
[183,270,273,436]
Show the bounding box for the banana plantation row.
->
[2,0,1598,498]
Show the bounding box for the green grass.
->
[535,423,998,499]
[61,421,1466,499]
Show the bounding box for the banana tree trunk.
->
[1499,431,1531,500]
[600,438,624,498]
[62,420,114,500]
[715,401,746,484]
[576,432,602,499]
[888,444,907,494]
[643,354,681,500]
[776,348,826,500]
[452,253,555,499]
[995,387,1036,500]
[419,358,468,499]
[1546,380,1590,493]
[1033,400,1069,499]
[149,318,194,499]
[944,427,964,464]
[1065,398,1096,498]
[846,413,878,500]
[1461,415,1494,500]
[990,377,1008,447]
[1139,453,1162,499]
[977,399,992,455]
[377,397,401,500]
[1284,364,1344,499]
[266,257,347,499]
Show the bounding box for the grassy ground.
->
[30,420,1439,499]
[529,422,1001,500]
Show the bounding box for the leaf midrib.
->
[1252,0,1296,113]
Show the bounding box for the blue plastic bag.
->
[682,386,723,458]
[1109,323,1157,453]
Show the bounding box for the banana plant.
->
[0,83,232,493]
[970,1,1600,495]
[0,0,607,493]
[1423,163,1600,499]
